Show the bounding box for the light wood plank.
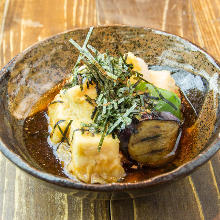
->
[13,169,68,220]
[191,0,220,61]
[134,178,202,220]
[188,176,205,220]
[97,0,166,28]
[82,199,110,220]
[110,199,134,220]
[0,152,6,220]
[0,0,220,219]
[190,162,220,219]
[1,159,16,220]
[0,0,10,66]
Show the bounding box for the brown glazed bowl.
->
[0,25,220,200]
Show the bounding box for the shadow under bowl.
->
[0,25,220,200]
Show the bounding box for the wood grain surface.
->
[0,0,220,219]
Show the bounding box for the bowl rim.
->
[0,25,220,192]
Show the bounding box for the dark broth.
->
[23,68,207,183]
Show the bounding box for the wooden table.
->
[0,0,220,219]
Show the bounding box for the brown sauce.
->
[23,87,198,183]
[24,110,67,177]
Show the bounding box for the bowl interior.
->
[0,26,220,188]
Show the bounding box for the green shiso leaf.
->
[136,82,182,119]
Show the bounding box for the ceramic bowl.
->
[0,25,220,200]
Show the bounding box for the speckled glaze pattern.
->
[0,25,220,200]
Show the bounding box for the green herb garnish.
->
[66,27,181,150]
[136,82,181,119]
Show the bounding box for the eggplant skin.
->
[128,120,180,167]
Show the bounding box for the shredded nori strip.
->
[60,120,73,145]
[49,100,64,105]
[51,120,66,136]
[144,94,160,101]
[57,120,72,145]
[156,89,178,111]
[97,118,108,152]
[60,27,181,150]
[91,107,97,120]
[84,94,96,106]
